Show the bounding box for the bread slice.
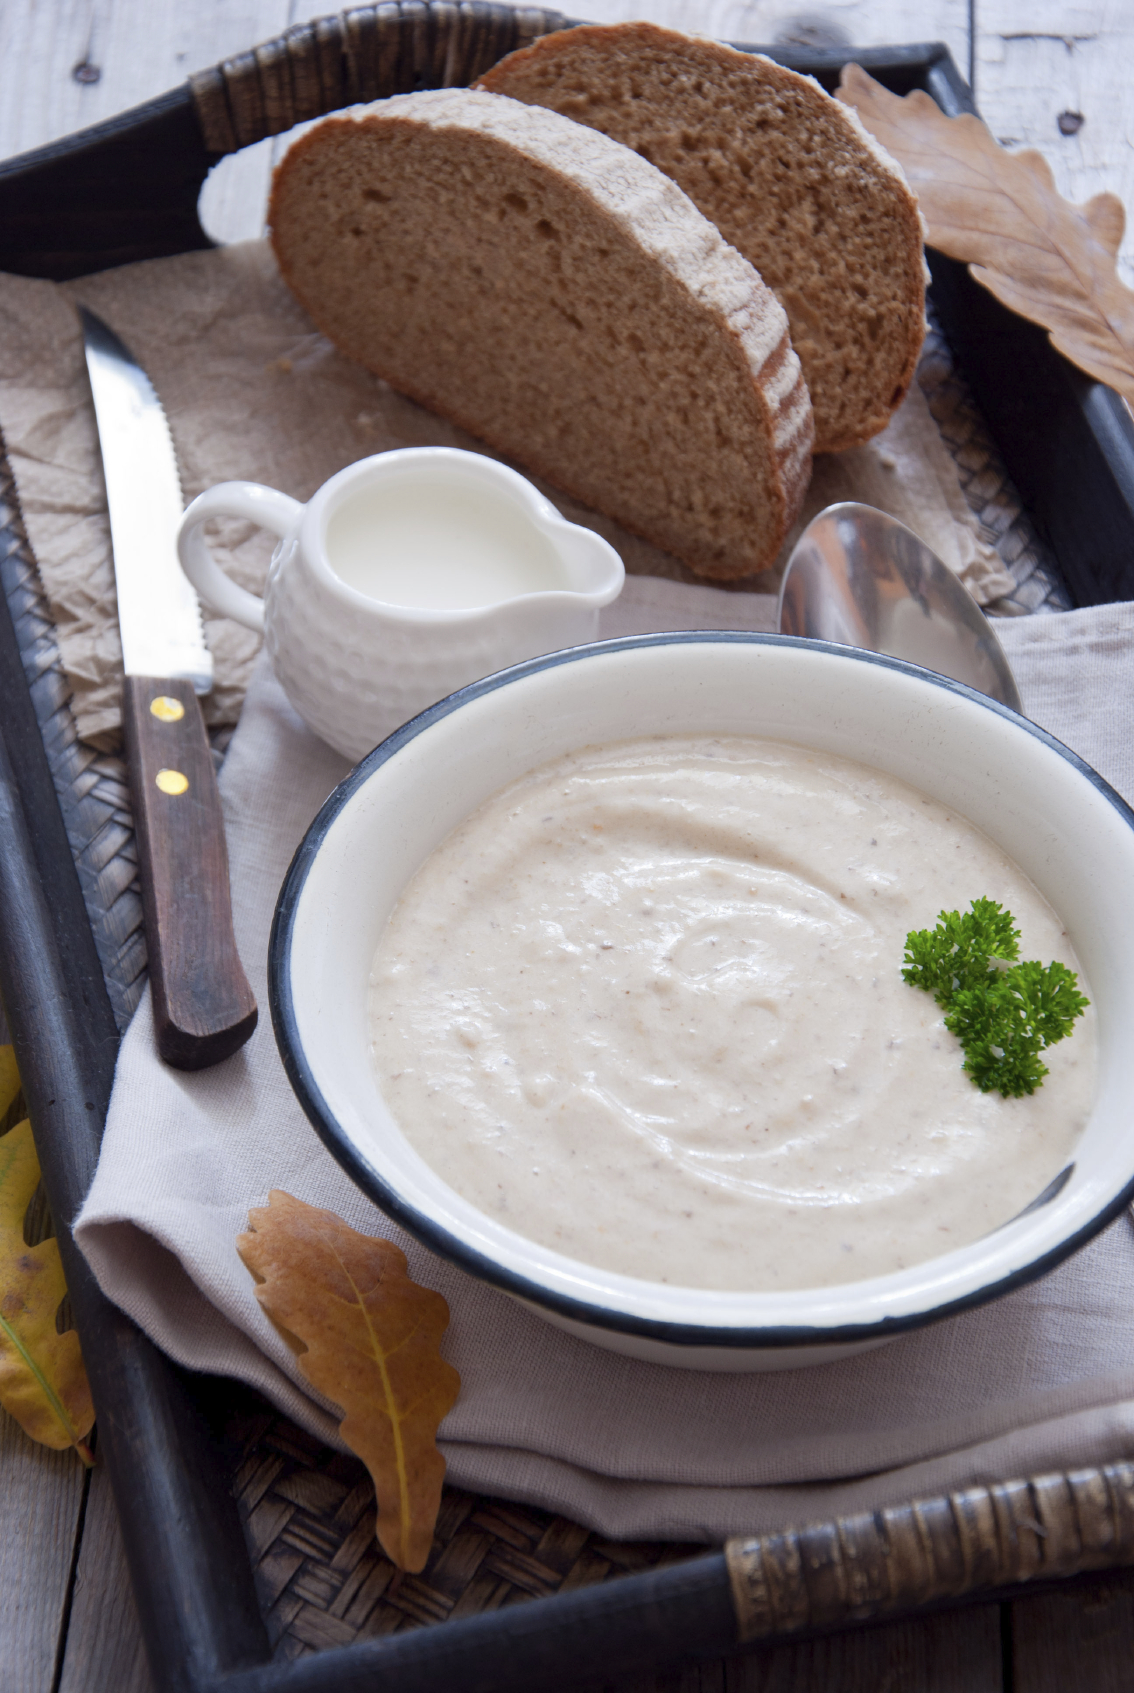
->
[269,88,812,580]
[480,23,925,453]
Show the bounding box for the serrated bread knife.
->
[80,306,257,1069]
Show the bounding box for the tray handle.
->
[726,1463,1134,1644]
[190,1,569,157]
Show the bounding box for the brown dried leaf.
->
[0,1074,95,1463]
[237,1191,460,1571]
[839,63,1134,402]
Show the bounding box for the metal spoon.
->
[777,502,1023,713]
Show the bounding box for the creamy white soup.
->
[367,736,1095,1290]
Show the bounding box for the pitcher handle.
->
[178,482,303,633]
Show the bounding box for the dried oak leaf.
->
[839,63,1134,403]
[237,1191,460,1572]
[0,1092,95,1463]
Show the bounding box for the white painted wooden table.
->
[2,4,1132,1690]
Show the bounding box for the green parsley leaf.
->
[902,902,1087,1097]
[1006,958,1091,1046]
[943,978,1049,1097]
[902,897,1020,1003]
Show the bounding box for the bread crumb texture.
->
[269,88,812,579]
[481,23,926,453]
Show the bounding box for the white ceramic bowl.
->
[269,634,1134,1370]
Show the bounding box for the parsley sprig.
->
[902,899,1088,1097]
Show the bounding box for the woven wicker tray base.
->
[227,1400,701,1661]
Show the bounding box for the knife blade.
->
[80,306,257,1069]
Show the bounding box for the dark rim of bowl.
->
[269,631,1134,1350]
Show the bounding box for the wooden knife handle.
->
[122,676,257,1069]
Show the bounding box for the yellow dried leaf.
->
[0,1044,19,1119]
[0,1105,94,1463]
[237,1191,460,1572]
[839,63,1134,402]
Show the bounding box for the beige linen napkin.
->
[0,239,1011,748]
[74,591,1134,1543]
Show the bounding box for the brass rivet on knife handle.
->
[725,1463,1134,1645]
[123,675,257,1070]
[150,694,185,722]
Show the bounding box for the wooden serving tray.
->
[3,7,1134,1689]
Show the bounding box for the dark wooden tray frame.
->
[3,13,1134,1691]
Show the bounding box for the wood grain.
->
[978,0,1134,288]
[57,1460,154,1693]
[123,677,258,1063]
[553,0,969,69]
[0,0,293,247]
[0,1411,86,1693]
[0,0,292,160]
[1012,1569,1134,1693]
[727,1607,1003,1692]
[121,676,256,1068]
[578,1606,1003,1692]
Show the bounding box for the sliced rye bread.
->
[479,22,926,453]
[269,88,812,580]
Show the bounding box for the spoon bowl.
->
[777,501,1023,712]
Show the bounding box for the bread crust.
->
[270,88,813,579]
[480,22,926,453]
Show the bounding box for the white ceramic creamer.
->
[177,447,624,762]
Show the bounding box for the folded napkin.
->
[75,589,1134,1543]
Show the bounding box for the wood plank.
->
[562,0,969,68]
[0,0,973,174]
[1012,1571,1134,1693]
[720,1608,1004,1692]
[976,1,1134,286]
[0,0,972,245]
[602,1662,726,1692]
[57,1456,153,1693]
[0,0,294,246]
[0,1410,87,1693]
[577,1605,1003,1692]
[0,0,288,161]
